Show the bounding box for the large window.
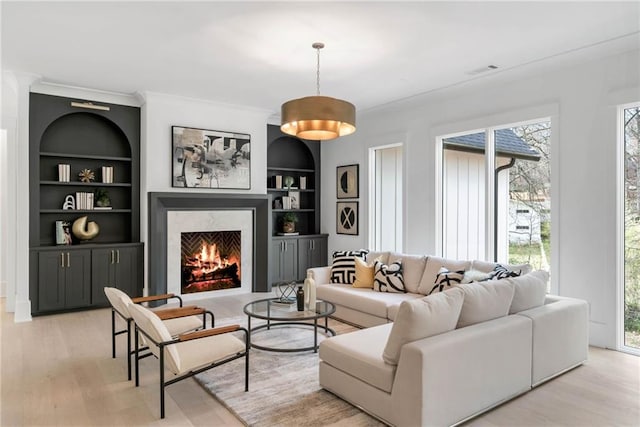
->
[621,103,640,352]
[369,144,403,251]
[441,120,551,277]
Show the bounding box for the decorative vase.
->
[296,286,305,311]
[304,271,316,311]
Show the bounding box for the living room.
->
[1,1,639,426]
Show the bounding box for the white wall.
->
[321,49,640,348]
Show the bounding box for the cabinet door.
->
[271,240,285,284]
[38,252,66,312]
[113,246,143,298]
[297,236,328,280]
[64,251,91,309]
[271,239,298,284]
[91,248,114,306]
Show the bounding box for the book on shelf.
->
[277,232,299,236]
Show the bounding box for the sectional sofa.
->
[309,251,589,427]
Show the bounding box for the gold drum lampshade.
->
[281,42,356,141]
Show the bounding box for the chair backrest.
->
[104,287,134,319]
[128,303,181,374]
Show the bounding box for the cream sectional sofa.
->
[309,252,589,427]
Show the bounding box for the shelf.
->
[272,209,315,213]
[267,188,314,193]
[40,181,132,187]
[40,152,132,162]
[267,167,315,173]
[40,209,132,214]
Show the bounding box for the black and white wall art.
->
[172,126,251,189]
[337,201,359,235]
[336,164,359,199]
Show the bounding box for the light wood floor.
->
[1,293,639,426]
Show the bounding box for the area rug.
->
[195,317,386,427]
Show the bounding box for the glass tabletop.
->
[243,298,335,321]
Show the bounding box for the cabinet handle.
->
[60,253,64,268]
[110,250,114,264]
[66,252,70,268]
[116,250,120,264]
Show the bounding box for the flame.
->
[193,240,234,271]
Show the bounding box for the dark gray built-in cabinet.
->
[267,125,328,285]
[29,93,142,315]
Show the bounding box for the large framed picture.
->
[336,164,359,199]
[337,201,359,235]
[172,126,251,189]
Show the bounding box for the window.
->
[369,144,403,251]
[620,102,640,352]
[440,120,551,274]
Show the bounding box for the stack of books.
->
[58,164,70,182]
[102,166,114,183]
[75,192,94,210]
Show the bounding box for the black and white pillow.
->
[373,260,405,293]
[428,267,465,295]
[490,264,522,280]
[330,249,369,284]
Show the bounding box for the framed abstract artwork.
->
[172,126,251,189]
[336,164,359,199]
[337,201,358,235]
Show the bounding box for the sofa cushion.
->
[319,323,396,393]
[366,250,389,265]
[471,260,531,275]
[383,287,465,365]
[330,249,369,284]
[417,257,472,295]
[427,267,465,295]
[388,253,427,293]
[508,270,549,314]
[456,280,515,328]
[316,283,420,318]
[373,260,406,293]
[353,256,375,289]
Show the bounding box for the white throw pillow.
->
[427,267,465,295]
[456,280,515,328]
[470,260,531,275]
[460,269,493,284]
[508,270,549,314]
[383,287,465,365]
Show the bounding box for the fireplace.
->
[181,231,241,293]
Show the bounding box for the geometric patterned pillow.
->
[373,260,405,293]
[428,267,465,295]
[330,249,369,284]
[490,264,522,280]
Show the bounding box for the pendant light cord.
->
[316,45,321,96]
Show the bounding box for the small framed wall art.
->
[337,201,359,235]
[172,126,251,189]
[336,164,359,199]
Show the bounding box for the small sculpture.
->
[78,169,95,183]
[72,216,99,241]
[62,194,75,210]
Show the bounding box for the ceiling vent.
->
[466,65,499,75]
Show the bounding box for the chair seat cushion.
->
[173,333,246,375]
[319,324,396,393]
[317,284,421,318]
[164,315,204,337]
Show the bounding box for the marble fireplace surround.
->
[148,192,271,298]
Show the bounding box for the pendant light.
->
[281,42,356,141]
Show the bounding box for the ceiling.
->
[2,1,639,116]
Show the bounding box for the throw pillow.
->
[470,260,532,276]
[383,287,465,365]
[330,249,369,284]
[508,270,549,314]
[428,267,465,295]
[353,256,377,288]
[456,280,515,328]
[460,269,493,284]
[373,260,406,293]
[490,264,522,280]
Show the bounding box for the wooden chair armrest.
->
[178,325,240,342]
[132,293,176,304]
[155,306,204,320]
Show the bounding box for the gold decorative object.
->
[78,169,95,183]
[281,42,356,141]
[72,216,99,241]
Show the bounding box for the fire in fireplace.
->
[181,231,241,294]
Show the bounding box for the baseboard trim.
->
[13,299,32,322]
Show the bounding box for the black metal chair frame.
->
[134,318,249,419]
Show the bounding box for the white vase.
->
[304,272,316,311]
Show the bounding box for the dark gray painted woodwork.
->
[37,249,91,312]
[271,238,298,283]
[297,235,328,281]
[91,245,143,306]
[147,192,272,298]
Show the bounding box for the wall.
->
[321,48,640,348]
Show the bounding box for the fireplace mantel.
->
[148,192,271,297]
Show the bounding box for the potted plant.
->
[282,212,298,233]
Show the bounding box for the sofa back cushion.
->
[417,257,472,295]
[383,287,465,365]
[388,253,427,293]
[330,249,369,284]
[456,280,515,328]
[508,270,549,314]
[471,260,531,276]
[366,251,390,265]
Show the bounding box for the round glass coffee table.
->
[243,298,336,353]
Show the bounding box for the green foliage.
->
[282,212,298,223]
